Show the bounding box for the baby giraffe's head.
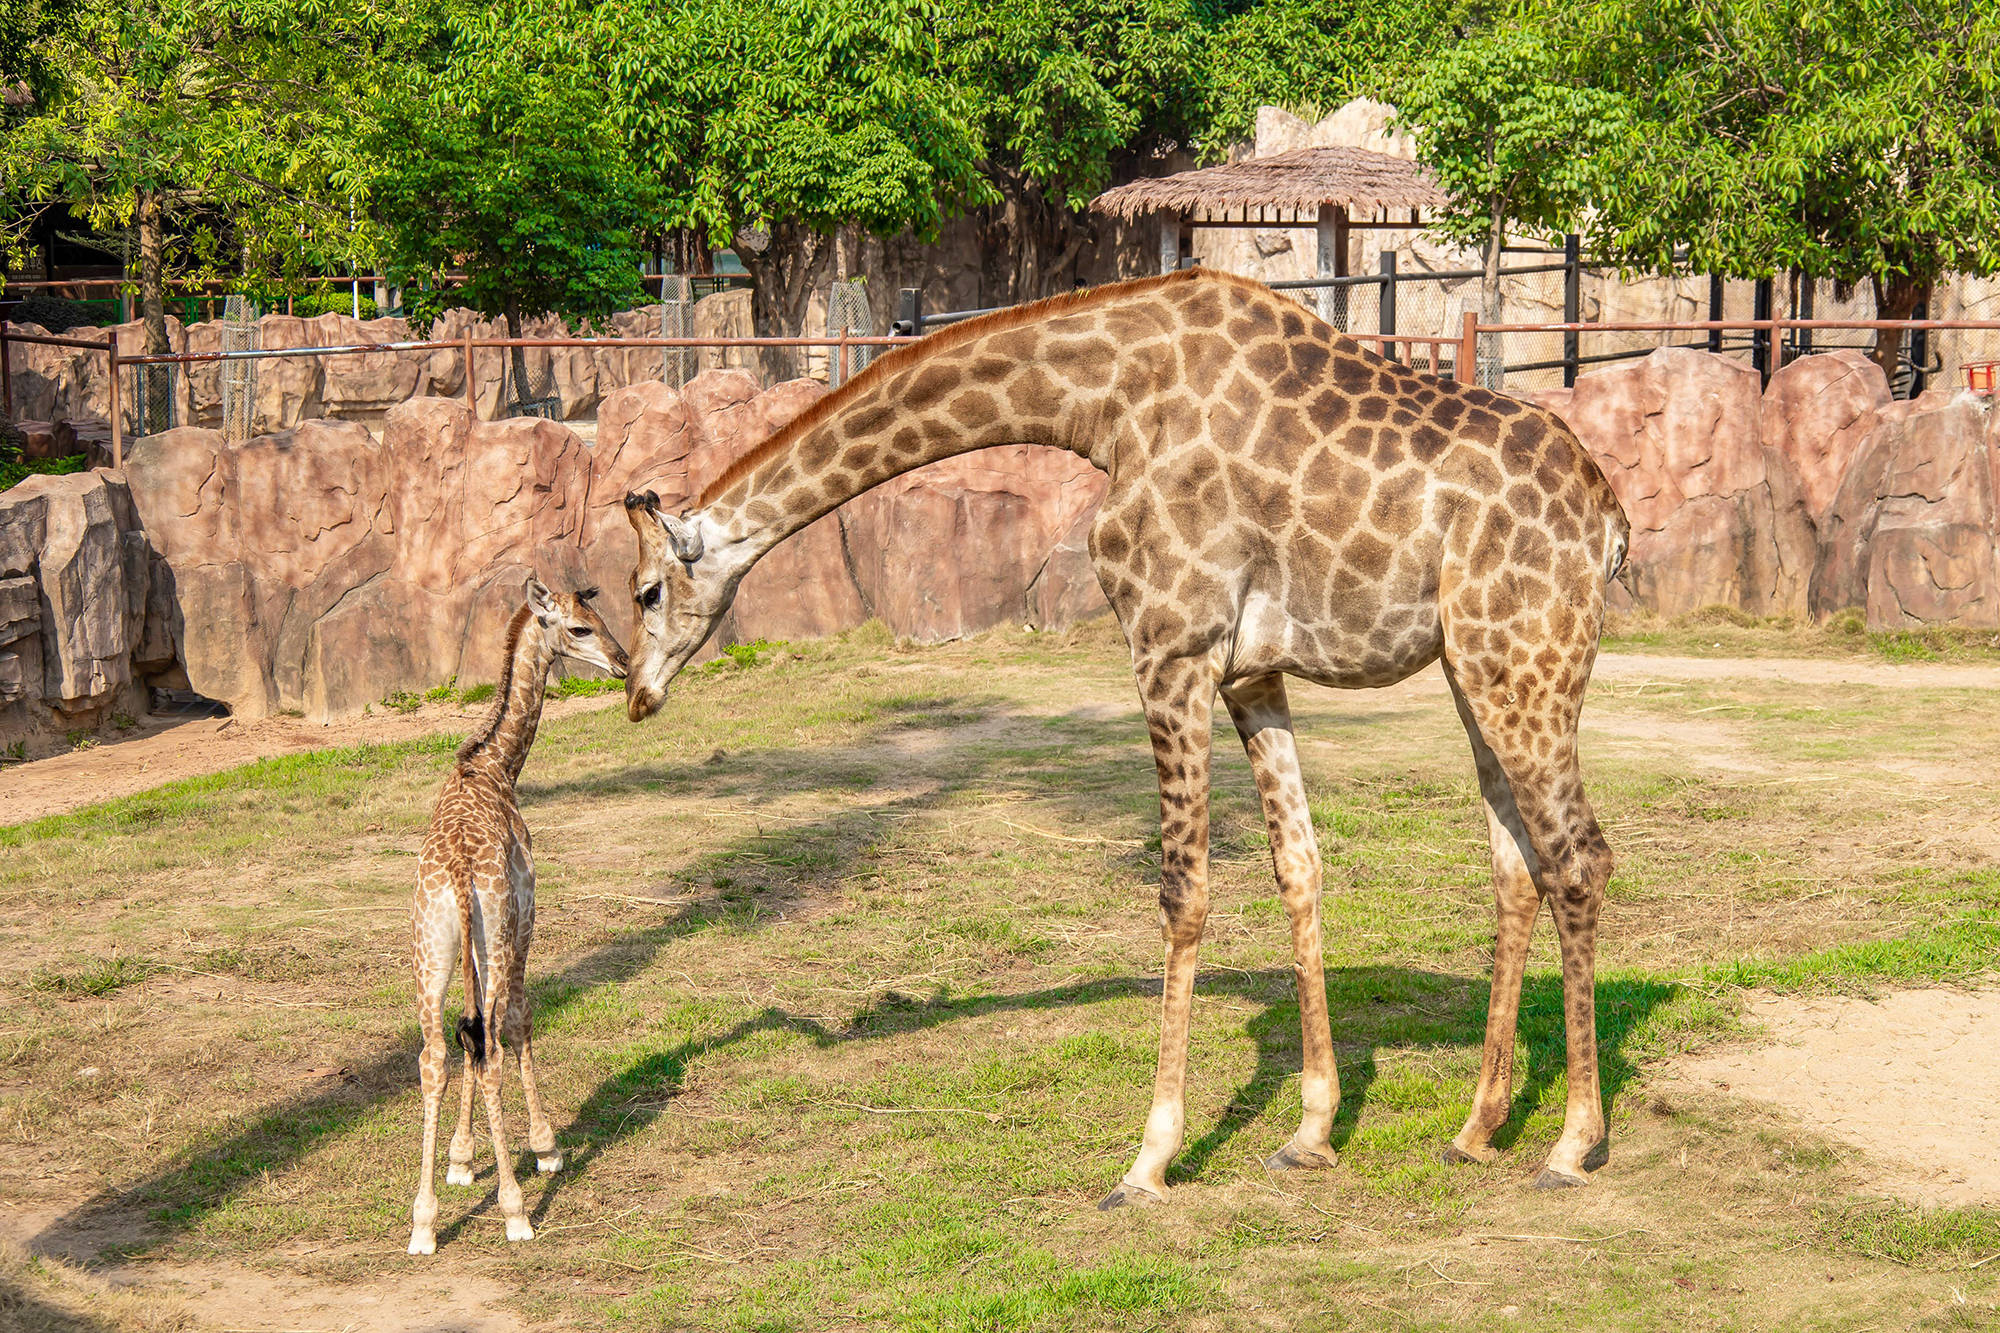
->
[525,576,629,679]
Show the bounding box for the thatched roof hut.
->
[1091,146,1448,288]
[1091,145,1447,224]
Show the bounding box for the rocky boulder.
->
[1813,392,2000,627]
[0,469,151,750]
[1553,346,1815,618]
[1760,350,1893,522]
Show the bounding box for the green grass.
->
[1,619,1996,1329]
[1604,605,2000,664]
[0,449,89,492]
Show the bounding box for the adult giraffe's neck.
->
[459,606,554,788]
[693,321,1110,575]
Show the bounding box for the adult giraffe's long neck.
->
[691,312,1120,579]
[457,606,554,788]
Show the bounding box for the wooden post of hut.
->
[1316,204,1350,332]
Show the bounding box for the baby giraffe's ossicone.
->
[407,576,626,1257]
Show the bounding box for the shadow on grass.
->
[510,961,1673,1233]
[27,691,1670,1260]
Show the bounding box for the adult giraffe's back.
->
[621,267,1631,1204]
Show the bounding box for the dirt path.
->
[4,650,1993,826]
[0,694,624,825]
[1674,987,2000,1208]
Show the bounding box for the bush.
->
[289,286,379,320]
[6,292,106,332]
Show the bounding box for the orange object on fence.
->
[1967,361,2000,394]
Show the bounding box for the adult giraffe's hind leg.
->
[1443,656,1614,1188]
[1221,674,1338,1173]
[1101,657,1215,1210]
[1441,671,1542,1168]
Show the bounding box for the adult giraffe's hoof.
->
[445,1162,475,1187]
[1265,1141,1337,1172]
[1440,1143,1497,1167]
[407,1229,437,1256]
[1532,1167,1590,1190]
[536,1153,564,1175]
[1097,1181,1167,1211]
[505,1215,536,1242]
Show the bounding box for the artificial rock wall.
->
[7,346,2000,750]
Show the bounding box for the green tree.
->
[367,4,655,399]
[1393,24,1621,382]
[1201,0,1467,154]
[603,0,989,374]
[0,0,379,357]
[1567,0,2000,380]
[937,0,1204,300]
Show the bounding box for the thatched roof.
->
[1091,145,1447,222]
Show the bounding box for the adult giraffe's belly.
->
[1226,582,1444,689]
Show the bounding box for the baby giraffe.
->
[407,576,627,1256]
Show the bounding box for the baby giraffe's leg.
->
[474,883,533,1242]
[506,863,560,1173]
[446,1050,477,1186]
[506,988,560,1174]
[408,929,453,1255]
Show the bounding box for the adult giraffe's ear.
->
[660,512,704,564]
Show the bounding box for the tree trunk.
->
[503,299,532,410]
[136,187,169,355]
[1870,273,1925,393]
[739,222,833,383]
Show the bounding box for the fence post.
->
[1377,251,1397,359]
[1562,234,1581,388]
[1707,274,1724,354]
[463,328,476,417]
[1796,272,1814,359]
[1911,298,1929,395]
[896,287,923,338]
[1,329,10,420]
[1751,277,1773,383]
[1458,309,1477,384]
[107,340,122,471]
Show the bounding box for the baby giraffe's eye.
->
[639,584,662,609]
[569,625,592,638]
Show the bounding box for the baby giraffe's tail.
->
[454,873,486,1069]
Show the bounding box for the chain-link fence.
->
[218,295,257,443]
[658,275,698,389]
[826,279,879,388]
[132,363,176,435]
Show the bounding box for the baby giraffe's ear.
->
[525,575,558,621]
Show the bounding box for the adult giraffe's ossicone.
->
[622,268,1630,1204]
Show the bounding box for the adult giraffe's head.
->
[622,490,729,720]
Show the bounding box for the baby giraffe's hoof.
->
[445,1163,474,1187]
[1532,1168,1589,1190]
[1097,1181,1167,1211]
[505,1216,535,1242]
[407,1230,437,1256]
[536,1153,564,1175]
[1265,1141,1337,1172]
[1440,1142,1497,1167]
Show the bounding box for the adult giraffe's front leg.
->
[1101,656,1215,1210]
[1221,674,1338,1172]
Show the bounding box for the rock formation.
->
[1549,346,1816,618]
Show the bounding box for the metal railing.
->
[13,313,2000,479]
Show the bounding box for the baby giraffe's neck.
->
[459,607,555,788]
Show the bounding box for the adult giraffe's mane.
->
[694,266,1277,508]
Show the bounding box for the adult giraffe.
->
[621,268,1630,1206]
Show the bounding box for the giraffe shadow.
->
[515,962,1675,1230]
[27,691,1669,1261]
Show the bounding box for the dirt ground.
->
[3,628,1997,1331]
[1675,987,2000,1209]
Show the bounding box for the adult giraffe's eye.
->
[569,625,592,638]
[639,584,662,609]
